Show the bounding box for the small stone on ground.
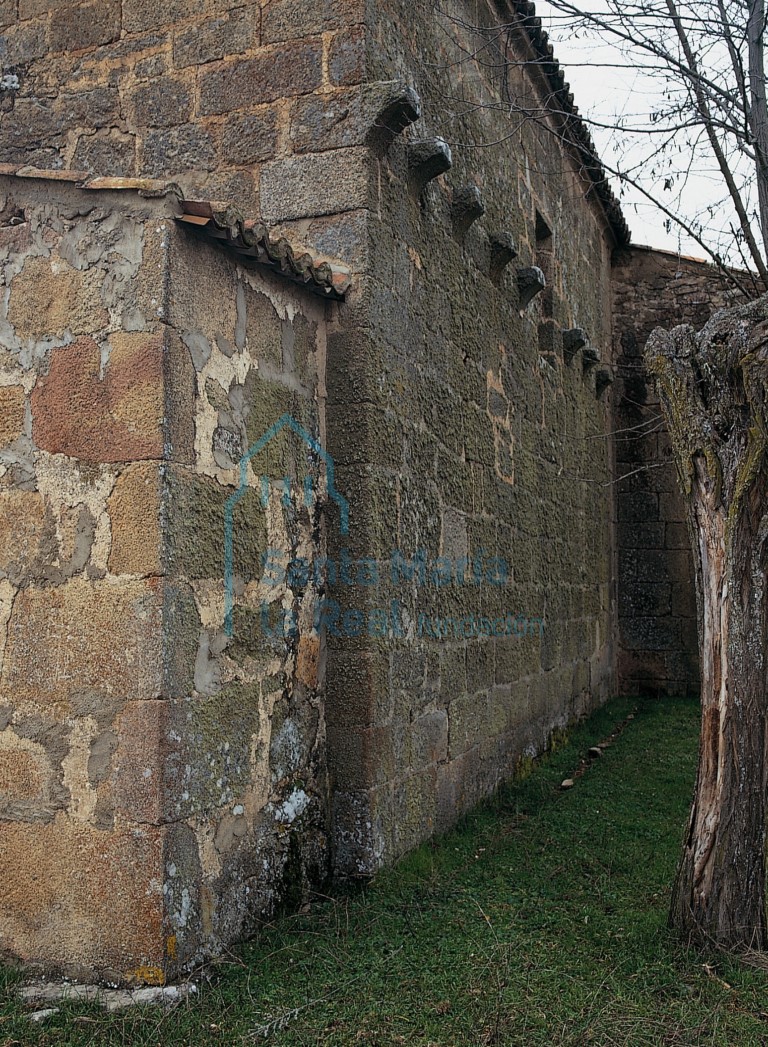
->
[29,1008,59,1022]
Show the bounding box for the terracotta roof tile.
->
[0,169,350,298]
[177,200,351,299]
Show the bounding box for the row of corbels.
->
[431,168,549,310]
[562,328,613,398]
[366,81,549,306]
[406,142,534,294]
[367,80,613,398]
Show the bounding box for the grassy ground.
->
[3,695,768,1046]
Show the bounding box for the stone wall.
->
[0,180,174,982]
[313,0,622,875]
[1,0,638,979]
[0,0,365,224]
[611,246,749,696]
[0,175,332,980]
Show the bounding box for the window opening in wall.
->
[535,209,553,319]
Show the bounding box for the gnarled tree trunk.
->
[646,296,768,951]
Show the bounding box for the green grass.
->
[4,695,768,1046]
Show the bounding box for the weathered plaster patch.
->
[87,729,117,786]
[192,337,252,483]
[0,580,16,669]
[35,454,116,572]
[194,820,222,880]
[238,266,301,327]
[182,331,211,372]
[62,716,100,823]
[270,718,302,782]
[240,495,293,610]
[244,681,285,818]
[213,812,248,853]
[55,503,96,578]
[193,631,221,697]
[190,580,227,633]
[0,434,36,490]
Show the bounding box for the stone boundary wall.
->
[611,246,751,696]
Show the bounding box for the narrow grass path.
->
[4,695,768,1046]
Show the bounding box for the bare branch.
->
[663,0,768,278]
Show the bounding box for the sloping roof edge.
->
[177,201,351,300]
[506,0,631,246]
[0,167,350,300]
[0,165,184,196]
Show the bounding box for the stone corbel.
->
[407,137,452,194]
[595,366,614,398]
[517,265,546,310]
[364,80,421,153]
[562,327,587,365]
[451,185,484,237]
[488,231,518,283]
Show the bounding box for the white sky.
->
[535,2,750,263]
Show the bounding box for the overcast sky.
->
[535,2,745,263]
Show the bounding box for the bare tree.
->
[435,0,768,290]
[540,0,768,953]
[545,0,768,275]
[646,299,768,951]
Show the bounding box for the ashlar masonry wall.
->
[0,0,366,224]
[1,0,631,978]
[306,0,623,875]
[0,176,333,980]
[611,246,749,696]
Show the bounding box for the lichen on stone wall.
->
[149,224,331,967]
[0,182,333,980]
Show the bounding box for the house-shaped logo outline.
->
[224,413,350,635]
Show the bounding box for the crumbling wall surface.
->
[0,181,173,982]
[300,0,620,875]
[159,209,332,960]
[0,178,330,981]
[0,0,366,223]
[611,247,749,696]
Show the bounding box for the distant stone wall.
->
[611,246,749,696]
[0,176,331,981]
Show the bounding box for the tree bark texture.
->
[646,296,768,950]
